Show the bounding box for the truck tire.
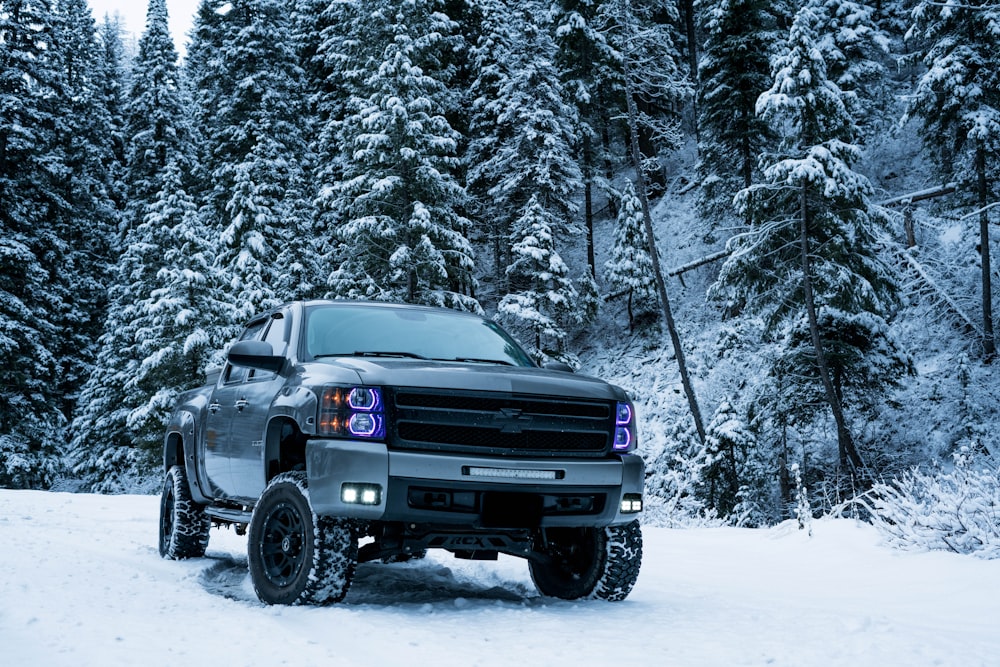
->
[159,465,211,559]
[529,520,642,601]
[247,472,357,605]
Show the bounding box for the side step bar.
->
[205,505,253,525]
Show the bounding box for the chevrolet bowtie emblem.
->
[493,407,533,433]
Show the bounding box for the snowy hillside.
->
[2,490,998,667]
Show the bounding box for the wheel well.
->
[164,432,184,471]
[264,418,307,482]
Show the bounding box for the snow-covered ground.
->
[2,490,998,666]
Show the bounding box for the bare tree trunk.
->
[623,57,706,445]
[976,144,995,360]
[798,186,863,472]
[583,132,596,279]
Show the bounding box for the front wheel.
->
[159,465,210,559]
[529,521,642,601]
[247,472,357,605]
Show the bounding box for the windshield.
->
[304,304,535,367]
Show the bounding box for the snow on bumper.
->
[305,439,644,526]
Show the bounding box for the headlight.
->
[318,385,386,439]
[613,400,637,452]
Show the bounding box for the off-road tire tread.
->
[159,465,211,559]
[248,472,357,606]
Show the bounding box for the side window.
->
[249,315,287,382]
[222,319,267,385]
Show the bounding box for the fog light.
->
[342,483,382,506]
[620,493,643,514]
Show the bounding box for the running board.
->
[205,505,253,525]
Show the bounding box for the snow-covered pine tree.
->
[711,0,910,478]
[696,0,784,234]
[321,0,478,311]
[0,0,69,487]
[551,0,619,278]
[701,400,772,526]
[466,2,586,325]
[119,166,220,463]
[188,0,315,323]
[96,13,129,212]
[596,0,691,195]
[604,179,656,331]
[49,0,120,421]
[906,0,1000,360]
[817,0,891,139]
[69,0,210,490]
[497,195,581,361]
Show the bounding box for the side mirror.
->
[228,340,286,373]
[543,361,575,373]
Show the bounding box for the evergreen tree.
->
[467,2,584,321]
[906,0,1000,359]
[711,1,909,476]
[696,0,784,234]
[604,179,656,331]
[551,0,620,277]
[817,0,891,139]
[50,0,120,420]
[188,0,315,322]
[0,0,68,487]
[701,400,772,525]
[69,0,210,489]
[96,13,129,212]
[321,0,478,311]
[497,195,581,360]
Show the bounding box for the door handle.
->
[235,398,249,411]
[209,402,221,414]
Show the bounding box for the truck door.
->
[204,319,267,498]
[229,313,289,499]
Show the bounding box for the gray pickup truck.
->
[159,300,643,605]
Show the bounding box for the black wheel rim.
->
[545,528,597,581]
[259,502,306,587]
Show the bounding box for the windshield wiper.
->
[349,351,428,359]
[444,357,516,366]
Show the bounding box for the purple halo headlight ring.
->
[347,387,382,411]
[613,401,635,451]
[614,426,632,450]
[616,402,633,426]
[348,412,385,439]
[318,386,386,439]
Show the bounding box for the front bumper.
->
[305,439,644,527]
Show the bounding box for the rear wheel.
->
[529,521,642,601]
[159,465,210,559]
[247,472,357,605]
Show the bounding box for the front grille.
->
[390,388,614,457]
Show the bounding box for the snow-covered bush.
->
[643,419,724,527]
[860,453,1000,558]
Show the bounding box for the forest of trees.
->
[1,0,997,525]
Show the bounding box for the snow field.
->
[2,490,999,667]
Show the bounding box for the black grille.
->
[390,389,614,457]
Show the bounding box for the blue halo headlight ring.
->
[613,401,635,452]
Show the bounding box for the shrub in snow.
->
[643,419,723,527]
[702,400,773,526]
[860,452,1000,558]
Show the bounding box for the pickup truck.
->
[158,300,643,605]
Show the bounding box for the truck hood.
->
[310,358,627,401]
